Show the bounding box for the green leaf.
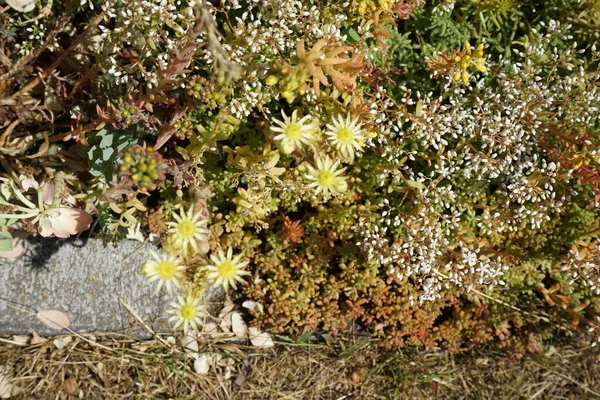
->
[100,133,114,148]
[274,334,294,343]
[79,127,139,182]
[347,27,361,43]
[405,180,425,190]
[297,331,313,344]
[102,147,114,160]
[0,228,13,252]
[0,218,17,227]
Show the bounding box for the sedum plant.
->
[2,0,600,355]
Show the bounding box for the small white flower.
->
[270,110,317,154]
[167,294,206,333]
[205,247,250,291]
[325,114,365,160]
[142,250,186,294]
[305,156,348,198]
[166,206,209,257]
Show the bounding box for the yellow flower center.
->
[218,261,238,279]
[284,123,303,140]
[177,220,196,238]
[335,127,354,145]
[180,304,198,321]
[318,171,336,188]
[156,261,177,279]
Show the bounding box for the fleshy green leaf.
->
[347,27,361,43]
[0,229,13,252]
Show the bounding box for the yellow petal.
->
[473,43,485,58]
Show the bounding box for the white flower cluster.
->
[355,20,600,302]
[13,20,61,56]
[219,0,347,118]
[356,192,507,303]
[97,0,196,87]
[562,241,600,296]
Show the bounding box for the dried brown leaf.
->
[231,312,248,338]
[30,332,47,345]
[180,333,199,360]
[63,377,78,395]
[10,336,28,346]
[194,354,211,374]
[52,336,72,350]
[248,327,274,348]
[36,310,70,330]
[0,366,16,399]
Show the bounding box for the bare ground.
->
[1,333,599,399]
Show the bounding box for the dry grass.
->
[1,333,600,399]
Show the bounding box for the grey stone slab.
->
[0,237,170,336]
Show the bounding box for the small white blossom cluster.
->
[355,20,600,302]
[562,241,600,296]
[13,20,60,56]
[219,0,347,118]
[96,0,196,87]
[356,192,507,303]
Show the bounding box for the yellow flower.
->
[305,156,348,198]
[453,42,487,83]
[270,110,317,154]
[357,0,389,14]
[166,206,209,257]
[325,114,366,161]
[167,294,206,333]
[205,247,250,291]
[142,250,186,294]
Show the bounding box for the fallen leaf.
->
[248,327,274,348]
[219,311,233,333]
[31,332,47,345]
[0,366,13,399]
[223,366,233,380]
[36,310,70,330]
[9,386,22,397]
[11,336,28,346]
[203,322,220,335]
[53,336,72,350]
[201,322,232,340]
[194,354,211,374]
[94,362,105,382]
[242,300,264,313]
[180,333,199,360]
[166,336,176,345]
[63,376,78,395]
[6,0,36,13]
[231,312,248,338]
[220,299,235,317]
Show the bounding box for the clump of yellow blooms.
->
[356,0,392,15]
[453,42,487,83]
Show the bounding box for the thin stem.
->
[9,9,108,99]
[38,188,43,210]
[9,180,37,210]
[0,212,39,219]
[0,199,37,214]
